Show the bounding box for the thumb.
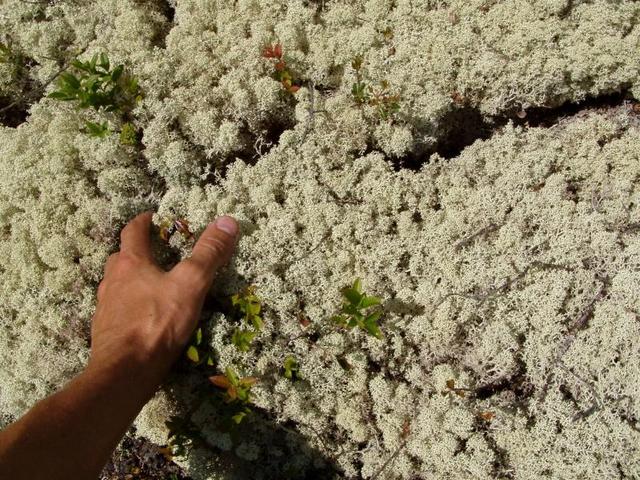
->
[171,216,239,291]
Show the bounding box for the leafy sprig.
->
[263,43,300,94]
[331,278,383,339]
[351,56,400,120]
[283,356,301,381]
[230,286,263,351]
[48,53,141,143]
[49,53,139,112]
[209,367,258,424]
[184,327,214,366]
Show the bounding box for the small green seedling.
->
[84,121,110,138]
[351,56,400,120]
[231,329,257,352]
[185,327,214,366]
[49,53,140,112]
[165,415,202,458]
[48,53,141,143]
[351,56,368,105]
[118,121,138,145]
[230,286,263,351]
[283,356,301,381]
[209,367,257,424]
[331,278,383,339]
[0,42,14,64]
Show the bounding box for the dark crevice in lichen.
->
[0,96,30,127]
[203,117,295,183]
[475,361,533,401]
[149,0,176,48]
[391,88,634,171]
[0,55,40,128]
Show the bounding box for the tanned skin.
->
[0,212,239,480]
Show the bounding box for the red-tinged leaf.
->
[273,43,282,58]
[241,377,258,386]
[209,375,231,389]
[479,411,495,421]
[288,85,300,93]
[298,313,311,327]
[274,61,286,71]
[227,386,237,401]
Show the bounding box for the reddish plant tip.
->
[262,43,283,59]
[209,375,231,389]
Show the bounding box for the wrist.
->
[84,348,167,403]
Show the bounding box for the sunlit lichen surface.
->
[1,1,639,478]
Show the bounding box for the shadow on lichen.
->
[163,370,340,480]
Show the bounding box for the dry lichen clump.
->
[147,108,639,479]
[0,0,639,478]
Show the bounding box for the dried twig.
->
[370,440,408,480]
[539,274,609,403]
[430,261,572,315]
[454,223,501,252]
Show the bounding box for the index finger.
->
[171,216,239,290]
[120,212,153,260]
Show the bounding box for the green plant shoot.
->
[351,56,400,120]
[331,278,383,339]
[209,367,257,424]
[184,327,214,366]
[230,286,263,351]
[48,53,141,143]
[283,356,301,381]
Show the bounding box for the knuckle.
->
[201,235,228,257]
[116,250,143,269]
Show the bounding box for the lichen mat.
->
[1,0,639,478]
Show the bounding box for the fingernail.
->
[213,216,238,237]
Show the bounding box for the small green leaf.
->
[247,302,261,316]
[72,59,87,71]
[331,315,347,326]
[232,329,256,352]
[99,53,109,71]
[206,355,214,366]
[342,287,362,305]
[231,409,249,424]
[60,72,80,90]
[48,91,73,100]
[195,327,202,345]
[283,356,300,381]
[360,296,381,308]
[186,345,199,363]
[364,311,383,339]
[111,64,123,82]
[84,121,110,138]
[225,367,240,386]
[250,314,264,331]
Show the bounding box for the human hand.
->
[88,212,239,386]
